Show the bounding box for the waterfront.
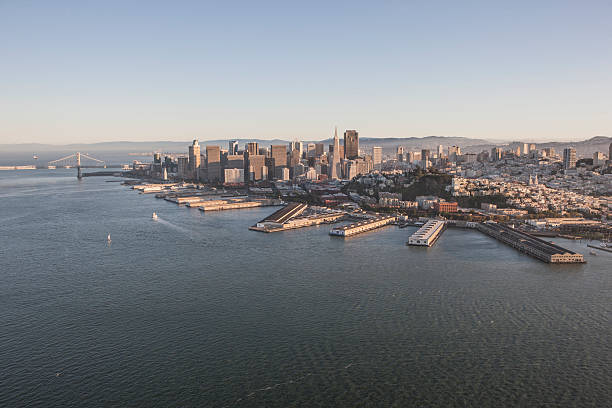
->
[1,170,610,407]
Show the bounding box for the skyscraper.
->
[344,130,359,159]
[563,147,576,169]
[306,143,316,158]
[447,146,460,162]
[270,145,287,177]
[206,145,221,182]
[315,143,324,157]
[491,147,503,161]
[372,146,382,170]
[421,149,431,161]
[229,140,239,155]
[247,142,259,156]
[328,127,341,180]
[593,151,605,166]
[188,140,200,180]
[248,155,266,181]
[609,142,612,162]
[397,146,405,162]
[289,141,303,158]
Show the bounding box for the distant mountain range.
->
[1,136,609,165]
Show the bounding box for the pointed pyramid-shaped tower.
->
[329,127,341,180]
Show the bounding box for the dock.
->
[329,215,396,237]
[476,222,585,263]
[249,202,308,230]
[198,198,282,212]
[407,219,446,246]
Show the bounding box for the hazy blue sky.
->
[1,0,611,144]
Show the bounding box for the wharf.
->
[249,202,309,231]
[329,215,396,237]
[198,199,282,212]
[407,220,446,246]
[476,222,584,263]
[250,211,345,232]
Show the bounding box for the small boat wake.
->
[153,216,202,240]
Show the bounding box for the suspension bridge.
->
[48,152,106,179]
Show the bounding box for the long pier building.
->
[329,215,396,237]
[407,220,446,246]
[477,222,584,263]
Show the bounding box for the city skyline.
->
[2,1,612,144]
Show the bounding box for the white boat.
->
[107,233,111,243]
[152,212,158,220]
[590,250,597,256]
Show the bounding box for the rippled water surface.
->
[1,170,610,407]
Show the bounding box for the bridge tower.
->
[76,152,82,179]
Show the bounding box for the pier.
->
[407,220,446,246]
[250,202,309,231]
[250,208,345,232]
[476,222,584,263]
[198,199,282,212]
[329,215,396,237]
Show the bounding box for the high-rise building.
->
[225,154,244,170]
[344,130,359,159]
[522,143,529,156]
[328,127,341,180]
[288,148,301,168]
[306,143,316,158]
[248,155,266,181]
[543,147,556,158]
[289,141,303,158]
[372,146,382,170]
[206,145,221,182]
[609,142,612,162]
[593,151,605,166]
[421,149,431,161]
[563,147,576,169]
[177,157,189,179]
[270,145,287,173]
[491,147,503,161]
[447,146,460,162]
[188,140,201,180]
[247,142,259,156]
[396,146,405,162]
[529,143,536,152]
[437,145,444,157]
[315,143,325,157]
[229,140,239,155]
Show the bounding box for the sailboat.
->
[107,233,111,243]
[152,212,158,220]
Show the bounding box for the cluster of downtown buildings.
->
[152,129,383,185]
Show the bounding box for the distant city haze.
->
[1,1,611,144]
